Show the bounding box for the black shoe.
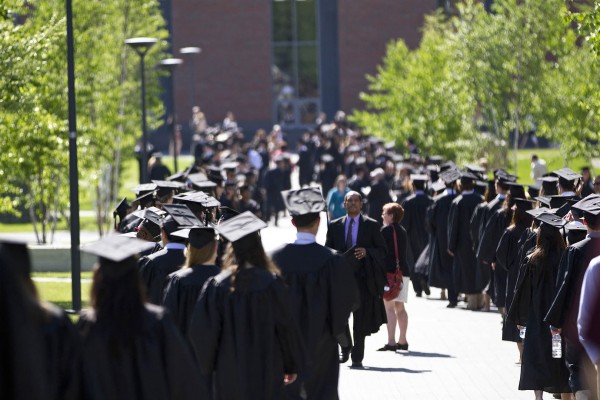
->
[396,342,409,351]
[423,280,431,296]
[446,302,457,308]
[339,346,352,363]
[377,344,397,351]
[416,292,422,298]
[350,362,363,368]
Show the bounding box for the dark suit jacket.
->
[325,214,387,263]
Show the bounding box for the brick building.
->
[159,0,439,146]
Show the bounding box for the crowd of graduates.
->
[2,110,600,400]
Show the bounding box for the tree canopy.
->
[352,0,600,169]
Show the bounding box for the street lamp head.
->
[158,58,184,70]
[180,46,201,55]
[125,37,158,56]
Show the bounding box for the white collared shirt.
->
[165,242,186,251]
[294,232,317,245]
[561,191,576,197]
[461,190,474,195]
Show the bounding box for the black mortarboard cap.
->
[565,221,587,233]
[506,182,526,199]
[526,207,548,218]
[554,201,572,218]
[219,206,240,221]
[440,168,461,184]
[534,212,567,230]
[410,174,429,183]
[172,226,216,248]
[535,195,569,209]
[113,197,129,219]
[132,191,155,209]
[131,183,158,196]
[513,198,536,211]
[221,161,239,171]
[162,204,202,228]
[439,161,456,172]
[187,172,208,183]
[496,170,517,183]
[431,181,446,193]
[321,154,334,163]
[528,182,541,199]
[281,187,326,216]
[166,170,189,183]
[552,168,582,182]
[571,194,600,217]
[460,171,479,182]
[206,166,224,184]
[466,164,486,176]
[191,179,218,192]
[215,211,267,242]
[152,180,186,190]
[132,208,164,226]
[81,235,155,262]
[429,155,444,164]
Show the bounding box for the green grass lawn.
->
[513,148,590,184]
[34,280,92,310]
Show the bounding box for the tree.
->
[0,0,170,242]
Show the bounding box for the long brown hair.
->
[221,233,279,291]
[529,225,566,267]
[90,257,146,344]
[185,240,217,268]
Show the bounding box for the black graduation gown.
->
[78,304,202,400]
[447,192,484,294]
[471,196,504,293]
[428,191,457,289]
[495,223,528,342]
[401,193,433,288]
[478,208,513,307]
[188,268,304,400]
[271,243,357,400]
[507,251,571,392]
[139,247,186,305]
[517,228,538,268]
[119,214,141,233]
[545,236,600,346]
[162,264,221,336]
[367,180,392,223]
[264,167,285,212]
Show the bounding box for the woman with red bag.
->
[378,203,411,351]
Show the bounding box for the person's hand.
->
[447,250,454,257]
[283,373,297,385]
[355,247,367,259]
[491,262,496,271]
[563,211,574,222]
[550,327,562,335]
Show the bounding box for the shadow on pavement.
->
[356,366,432,373]
[397,351,454,358]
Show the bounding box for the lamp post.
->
[158,58,184,173]
[125,37,158,183]
[180,47,201,109]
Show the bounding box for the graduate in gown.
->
[78,235,202,400]
[0,240,83,400]
[428,169,459,306]
[272,187,357,399]
[139,204,202,304]
[447,172,484,306]
[188,212,303,400]
[495,199,535,364]
[401,174,433,296]
[545,195,600,398]
[507,212,571,399]
[162,226,221,336]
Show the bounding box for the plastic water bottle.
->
[519,326,526,339]
[552,333,562,358]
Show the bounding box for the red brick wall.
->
[171,0,272,126]
[338,0,435,113]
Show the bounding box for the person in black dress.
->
[401,174,433,296]
[162,227,220,336]
[188,211,303,399]
[378,203,411,351]
[78,235,202,400]
[138,204,200,304]
[272,187,357,399]
[507,212,571,400]
[495,198,535,362]
[447,172,484,308]
[428,168,459,306]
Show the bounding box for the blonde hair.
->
[185,240,217,267]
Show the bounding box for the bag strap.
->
[391,225,400,270]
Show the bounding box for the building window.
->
[271,0,320,127]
